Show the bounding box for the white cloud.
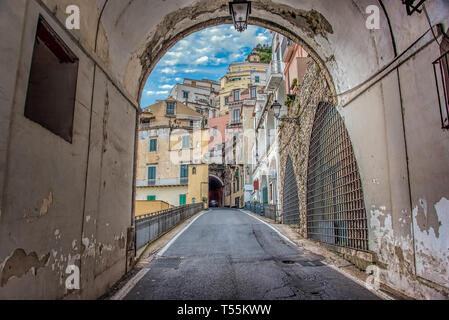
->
[161,67,176,74]
[154,25,272,73]
[167,51,183,58]
[195,47,211,54]
[211,35,226,42]
[159,84,174,89]
[195,56,209,65]
[146,90,169,95]
[256,34,269,42]
[142,25,274,107]
[163,59,179,66]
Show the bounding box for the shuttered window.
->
[149,139,157,152]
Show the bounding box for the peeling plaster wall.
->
[0,1,136,299]
[1,0,448,299]
[413,198,449,287]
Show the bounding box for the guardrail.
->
[135,203,204,250]
[244,202,264,216]
[136,178,189,187]
[244,202,278,223]
[263,204,277,222]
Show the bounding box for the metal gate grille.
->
[306,103,368,251]
[283,156,300,224]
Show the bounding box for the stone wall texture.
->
[279,61,334,238]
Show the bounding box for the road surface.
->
[125,208,379,300]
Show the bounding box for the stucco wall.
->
[1,0,448,299]
[0,1,137,299]
[135,201,172,216]
[136,186,188,207]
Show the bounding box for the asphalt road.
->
[125,208,379,300]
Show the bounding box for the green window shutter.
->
[148,166,156,180]
[180,165,188,178]
[180,194,186,206]
[263,187,268,204]
[147,195,156,201]
[149,139,157,152]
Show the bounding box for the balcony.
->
[266,60,283,91]
[282,39,295,63]
[229,119,242,127]
[137,177,189,187]
[139,122,152,130]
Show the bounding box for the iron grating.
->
[306,103,369,251]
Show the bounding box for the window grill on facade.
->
[433,49,449,129]
[306,102,369,251]
[402,0,427,15]
[283,156,300,225]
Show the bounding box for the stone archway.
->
[2,0,449,300]
[209,174,224,207]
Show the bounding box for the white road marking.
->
[239,209,393,300]
[110,267,150,300]
[240,209,296,246]
[111,210,208,300]
[157,210,207,257]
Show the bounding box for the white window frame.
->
[182,135,191,149]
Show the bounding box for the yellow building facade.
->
[136,98,209,210]
[219,62,268,115]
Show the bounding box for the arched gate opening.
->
[282,156,300,225]
[209,175,224,207]
[306,102,368,251]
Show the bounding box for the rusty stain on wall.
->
[23,192,54,222]
[39,192,53,216]
[0,249,50,286]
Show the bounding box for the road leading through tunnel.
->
[124,208,379,300]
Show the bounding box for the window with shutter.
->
[149,139,157,152]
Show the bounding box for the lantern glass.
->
[271,101,281,118]
[230,1,250,32]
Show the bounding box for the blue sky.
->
[140,25,272,107]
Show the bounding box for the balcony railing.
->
[137,177,189,187]
[229,119,242,126]
[266,60,283,91]
[139,123,152,130]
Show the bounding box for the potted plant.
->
[291,78,298,94]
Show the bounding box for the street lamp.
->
[229,0,251,32]
[270,100,282,118]
[270,100,301,123]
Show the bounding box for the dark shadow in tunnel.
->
[209,175,224,207]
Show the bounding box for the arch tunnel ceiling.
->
[209,175,224,190]
[45,0,448,105]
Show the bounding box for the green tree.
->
[252,44,272,63]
